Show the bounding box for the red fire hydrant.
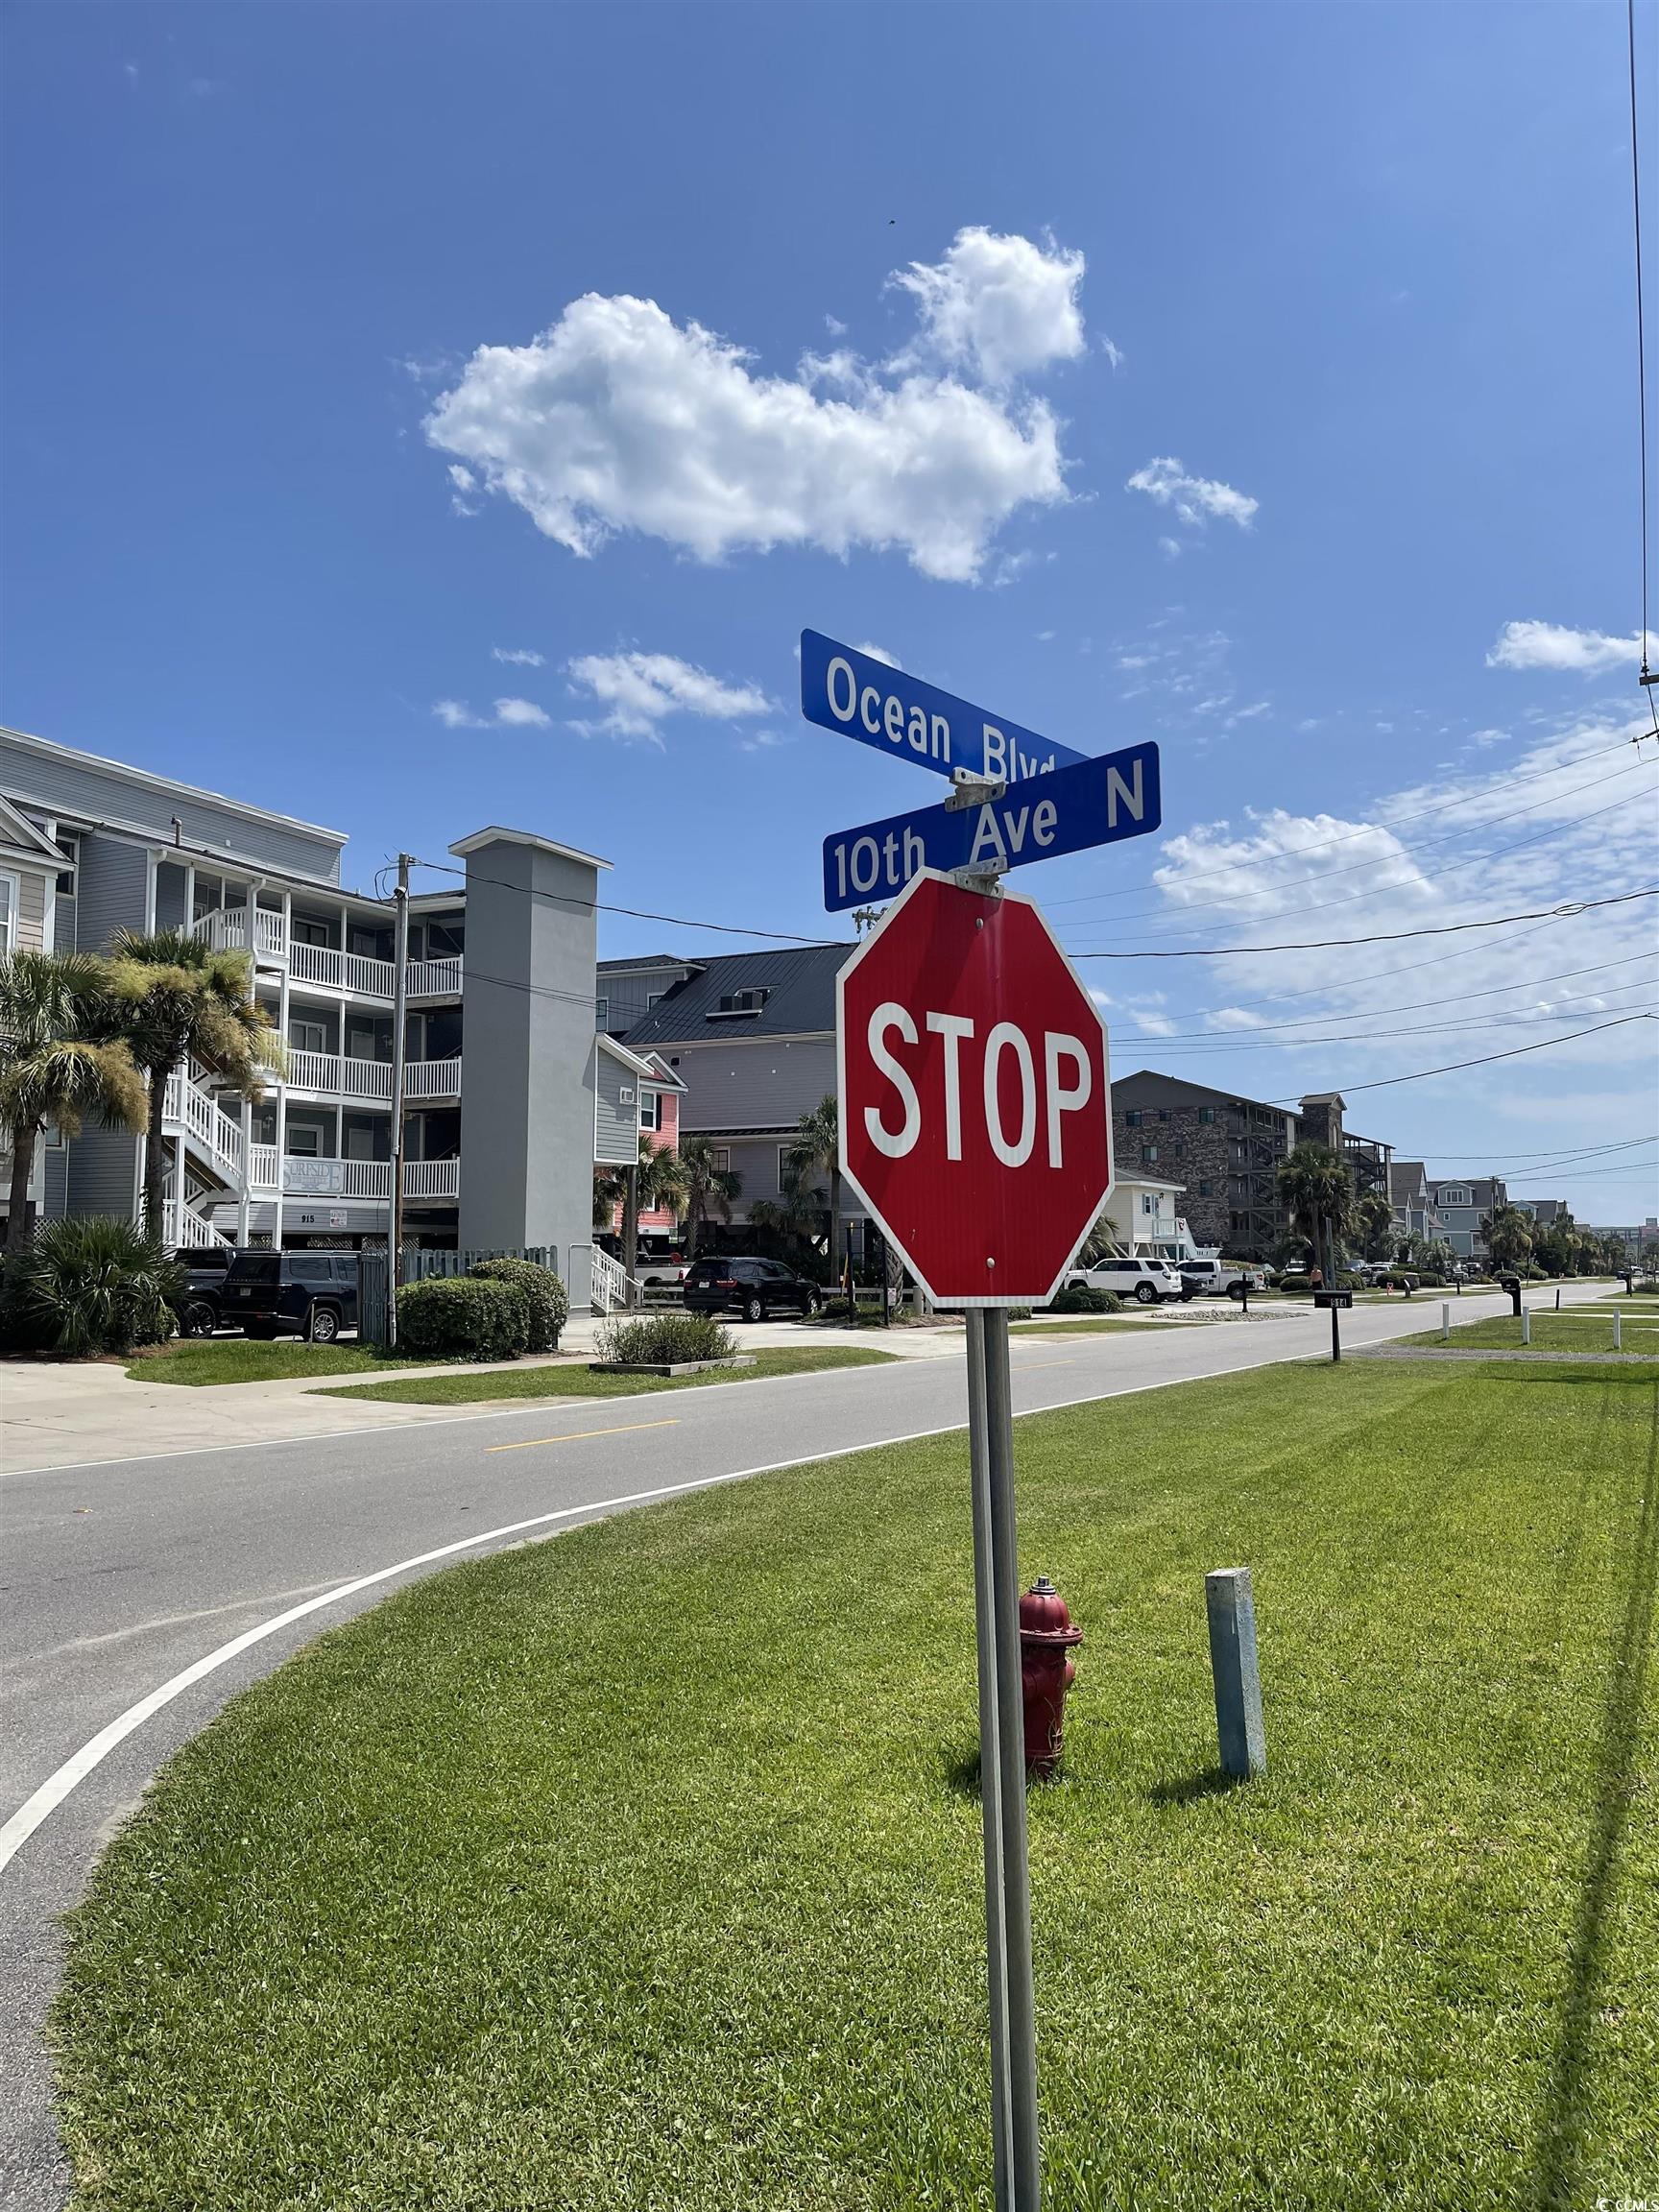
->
[1019,1576,1083,1779]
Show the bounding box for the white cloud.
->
[566,650,773,743]
[853,641,901,667]
[431,696,549,730]
[1486,620,1652,675]
[492,645,544,667]
[737,729,791,754]
[493,697,549,727]
[1158,536,1182,561]
[889,227,1089,386]
[1101,337,1124,372]
[424,232,1082,584]
[1127,456,1258,531]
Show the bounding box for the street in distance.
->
[824,741,1162,911]
[801,630,1088,783]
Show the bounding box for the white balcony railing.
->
[286,1049,395,1103]
[406,957,462,997]
[405,1057,462,1099]
[192,907,288,962]
[403,1159,460,1200]
[243,1148,458,1202]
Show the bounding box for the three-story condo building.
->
[0,727,671,1310]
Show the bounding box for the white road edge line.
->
[0,1357,1279,1878]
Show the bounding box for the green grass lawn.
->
[314,1343,897,1404]
[56,1360,1657,2211]
[126,1338,414,1385]
[1402,1312,1659,1357]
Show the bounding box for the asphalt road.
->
[0,1283,1612,2206]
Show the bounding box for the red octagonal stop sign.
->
[838,870,1114,1307]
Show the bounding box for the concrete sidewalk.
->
[0,1316,970,1474]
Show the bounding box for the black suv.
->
[170,1247,234,1336]
[682,1256,822,1322]
[221,1251,361,1341]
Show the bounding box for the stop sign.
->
[838,870,1113,1306]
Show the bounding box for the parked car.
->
[221,1250,360,1341]
[682,1255,823,1322]
[635,1250,690,1290]
[170,1246,234,1336]
[1174,1260,1267,1302]
[1065,1256,1184,1305]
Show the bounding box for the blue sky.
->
[4,2,1656,1223]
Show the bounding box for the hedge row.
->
[396,1255,568,1362]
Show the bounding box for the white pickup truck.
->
[1173,1260,1267,1301]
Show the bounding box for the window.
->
[1157,1108,1170,1123]
[713,987,771,1017]
[1199,1106,1215,1124]
[292,916,331,949]
[713,1147,730,1173]
[289,1020,327,1055]
[0,871,14,953]
[1141,1194,1157,1216]
[646,991,665,1010]
[1199,1181,1213,1197]
[1438,1186,1471,1208]
[1142,1144,1160,1164]
[1125,1109,1142,1128]
[286,1126,321,1157]
[639,1091,661,1132]
[595,997,610,1027]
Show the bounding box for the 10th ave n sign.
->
[838,871,1115,1308]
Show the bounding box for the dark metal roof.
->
[619,941,854,1046]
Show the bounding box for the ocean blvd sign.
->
[801,630,1087,783]
[824,740,1161,911]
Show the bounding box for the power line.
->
[1046,733,1645,913]
[1261,1012,1654,1103]
[1071,883,1659,960]
[1132,950,1659,1042]
[1421,1134,1657,1163]
[1064,771,1658,946]
[1630,0,1656,712]
[1125,984,1659,1056]
[408,856,832,950]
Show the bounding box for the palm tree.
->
[786,1095,842,1265]
[1480,1202,1534,1273]
[106,929,282,1240]
[1274,1142,1355,1285]
[0,950,150,1247]
[680,1134,741,1260]
[1354,1190,1395,1262]
[618,1132,691,1281]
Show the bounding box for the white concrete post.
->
[1522,1307,1530,1346]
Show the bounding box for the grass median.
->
[56,1358,1657,2210]
[313,1343,898,1405]
[1401,1312,1659,1358]
[126,1338,413,1385]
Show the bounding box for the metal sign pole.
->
[965,1312,1014,2209]
[983,1308,1042,2208]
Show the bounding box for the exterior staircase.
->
[159,1067,247,1249]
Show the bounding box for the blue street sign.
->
[823,741,1162,912]
[801,630,1088,783]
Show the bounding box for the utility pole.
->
[387,854,412,1347]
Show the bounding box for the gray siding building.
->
[1,727,673,1310]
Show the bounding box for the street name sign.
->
[801,630,1088,783]
[824,739,1161,912]
[838,870,1114,1308]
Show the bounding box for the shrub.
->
[397,1275,529,1362]
[1276,1272,1312,1293]
[0,1217,181,1358]
[469,1256,566,1351]
[596,1310,735,1365]
[1414,1271,1445,1289]
[1050,1284,1122,1314]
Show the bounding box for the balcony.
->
[246,1147,459,1202]
[191,910,462,1003]
[283,1052,460,1103]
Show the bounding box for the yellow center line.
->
[1010,1358,1076,1372]
[488,1418,682,1455]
